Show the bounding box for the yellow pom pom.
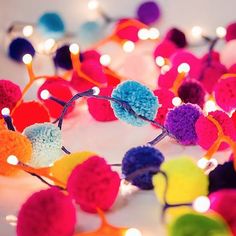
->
[50,151,95,186]
[152,156,209,217]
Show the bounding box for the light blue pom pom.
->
[23,123,62,167]
[37,12,65,38]
[111,81,159,126]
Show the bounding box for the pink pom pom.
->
[232,110,236,129]
[153,40,177,59]
[226,22,236,42]
[201,51,220,64]
[87,86,117,122]
[67,156,120,213]
[17,188,76,236]
[210,189,236,235]
[228,64,236,73]
[214,76,236,112]
[82,50,101,63]
[158,66,180,89]
[220,40,236,68]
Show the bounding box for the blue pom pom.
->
[8,38,35,63]
[23,123,62,167]
[38,12,65,38]
[111,81,159,126]
[53,45,73,70]
[122,146,164,190]
[165,103,202,145]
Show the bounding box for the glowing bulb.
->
[177,63,190,73]
[22,54,32,64]
[149,27,160,39]
[204,100,217,113]
[216,26,226,38]
[138,28,149,40]
[69,43,80,55]
[92,86,100,95]
[125,228,142,236]
[197,157,209,169]
[40,90,50,100]
[193,196,210,213]
[6,215,17,222]
[7,155,19,165]
[44,38,55,52]
[123,41,135,53]
[99,54,111,66]
[155,56,165,67]
[22,25,33,37]
[1,107,10,116]
[88,0,99,10]
[172,97,182,107]
[161,65,171,74]
[191,26,203,38]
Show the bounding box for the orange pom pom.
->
[0,130,32,175]
[0,119,6,131]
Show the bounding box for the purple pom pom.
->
[122,146,164,190]
[136,1,161,25]
[177,80,206,108]
[165,27,187,48]
[54,45,73,70]
[165,103,202,145]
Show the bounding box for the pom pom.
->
[122,146,164,190]
[80,50,101,63]
[177,80,206,108]
[153,40,177,59]
[37,12,65,38]
[214,76,236,112]
[17,188,76,236]
[54,45,72,70]
[23,123,62,167]
[209,161,236,194]
[8,38,35,63]
[12,101,50,132]
[226,22,236,42]
[87,86,117,122]
[136,1,161,25]
[169,213,231,236]
[165,103,202,145]
[210,189,236,235]
[67,156,120,213]
[165,27,187,48]
[0,130,32,175]
[201,51,220,64]
[228,63,236,73]
[153,156,209,216]
[0,79,22,117]
[220,39,236,68]
[111,81,159,126]
[232,110,236,129]
[158,66,179,89]
[51,151,94,186]
[116,25,139,42]
[38,78,74,118]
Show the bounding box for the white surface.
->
[0,0,235,235]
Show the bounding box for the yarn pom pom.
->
[226,22,236,42]
[23,123,62,167]
[158,66,179,89]
[54,45,72,70]
[153,40,177,59]
[153,157,209,215]
[111,81,159,126]
[37,12,65,38]
[8,38,35,62]
[122,146,164,190]
[17,188,76,236]
[201,51,220,64]
[87,86,117,122]
[136,1,161,25]
[165,27,187,48]
[177,80,206,108]
[0,79,22,117]
[51,151,95,186]
[165,103,202,145]
[169,213,231,236]
[210,189,236,235]
[12,101,50,132]
[209,161,236,194]
[232,110,236,129]
[38,78,74,118]
[80,50,101,63]
[67,156,120,213]
[214,76,236,112]
[0,130,32,176]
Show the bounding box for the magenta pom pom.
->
[17,188,76,236]
[153,40,177,59]
[158,66,179,89]
[81,49,101,63]
[201,51,220,64]
[226,22,236,41]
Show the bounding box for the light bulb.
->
[99,54,111,66]
[172,97,182,107]
[40,90,50,100]
[125,228,142,236]
[92,86,100,95]
[191,26,203,38]
[204,100,217,113]
[22,25,34,37]
[44,38,55,52]
[177,63,190,73]
[88,0,99,10]
[1,107,10,116]
[197,157,209,169]
[7,155,19,165]
[138,28,149,40]
[161,65,171,74]
[69,43,80,55]
[22,54,32,64]
[216,26,226,38]
[193,196,210,213]
[123,41,135,53]
[149,27,160,39]
[155,56,165,67]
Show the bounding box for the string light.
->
[92,86,100,95]
[44,38,55,52]
[125,228,142,236]
[191,26,203,38]
[138,28,149,40]
[22,54,32,65]
[1,107,10,116]
[123,40,135,53]
[193,196,210,213]
[22,25,34,37]
[99,54,111,66]
[7,155,19,166]
[149,27,160,39]
[160,64,171,74]
[204,100,217,113]
[88,0,99,10]
[177,63,190,73]
[197,157,209,169]
[155,56,165,67]
[216,26,226,38]
[69,43,80,55]
[40,90,50,100]
[172,97,182,107]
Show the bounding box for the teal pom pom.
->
[23,123,62,167]
[111,81,159,126]
[37,12,65,38]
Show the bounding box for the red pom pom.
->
[67,156,120,213]
[0,79,22,118]
[201,51,220,63]
[158,66,180,89]
[12,101,50,132]
[214,77,236,112]
[87,87,117,121]
[154,88,175,108]
[116,25,139,42]
[228,64,236,73]
[232,110,236,129]
[81,50,101,63]
[38,78,74,118]
[17,188,76,236]
[153,40,177,59]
